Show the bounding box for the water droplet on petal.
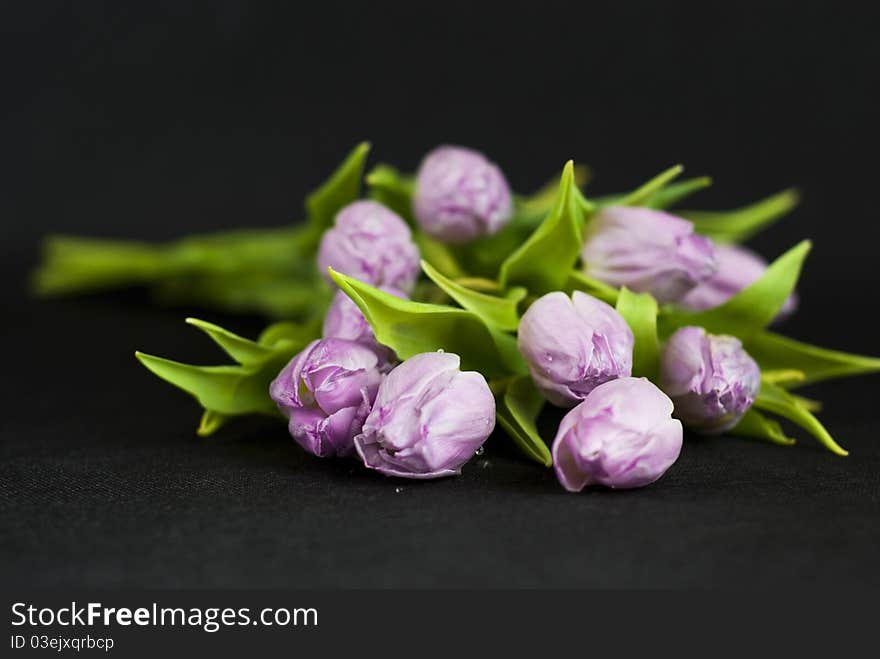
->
[394,486,404,493]
[475,445,485,456]
[436,348,445,353]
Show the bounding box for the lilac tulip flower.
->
[660,326,761,433]
[581,206,717,303]
[354,352,495,479]
[270,338,382,458]
[318,200,420,292]
[553,377,683,491]
[413,145,513,244]
[517,291,634,407]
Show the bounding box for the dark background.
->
[2,1,878,587]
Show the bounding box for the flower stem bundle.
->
[36,143,880,490]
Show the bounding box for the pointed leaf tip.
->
[355,141,371,155]
[499,160,584,292]
[327,266,345,287]
[754,382,849,456]
[560,160,576,185]
[184,317,274,364]
[615,165,685,207]
[197,409,229,437]
[745,331,880,387]
[684,187,801,243]
[305,143,372,240]
[643,175,712,209]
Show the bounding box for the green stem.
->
[32,225,312,297]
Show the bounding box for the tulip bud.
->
[517,291,634,407]
[413,145,513,244]
[552,377,683,491]
[677,243,798,319]
[581,206,717,303]
[354,352,496,479]
[318,200,420,292]
[270,338,382,458]
[659,326,761,434]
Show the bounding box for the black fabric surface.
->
[2,1,879,588]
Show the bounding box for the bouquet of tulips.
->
[35,143,880,491]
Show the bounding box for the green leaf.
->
[257,318,322,350]
[790,394,822,413]
[456,163,591,279]
[760,369,806,387]
[754,381,848,456]
[365,164,415,223]
[682,188,799,243]
[329,268,526,378]
[643,176,712,209]
[564,269,619,305]
[197,410,229,437]
[731,408,796,446]
[495,376,553,467]
[421,260,525,331]
[414,232,465,278]
[185,318,275,364]
[305,141,370,240]
[661,240,811,338]
[615,288,660,379]
[134,352,282,416]
[137,318,319,434]
[614,165,684,207]
[453,277,506,293]
[744,331,880,387]
[499,161,585,293]
[515,163,591,225]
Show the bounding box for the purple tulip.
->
[553,377,683,491]
[413,145,513,244]
[354,352,495,479]
[322,287,406,370]
[659,326,761,434]
[581,206,717,303]
[270,338,382,458]
[517,291,634,408]
[678,243,798,319]
[318,200,420,292]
